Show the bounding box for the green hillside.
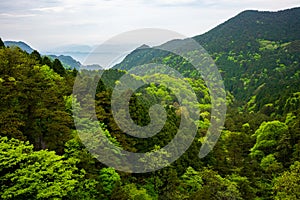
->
[1,7,300,199]
[113,7,300,111]
[194,7,300,52]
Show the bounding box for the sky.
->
[0,0,299,52]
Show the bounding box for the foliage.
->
[99,168,121,199]
[0,38,4,48]
[250,121,289,160]
[0,136,96,199]
[1,7,300,199]
[273,161,300,200]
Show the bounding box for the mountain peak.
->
[193,7,300,52]
[4,41,35,53]
[136,44,150,50]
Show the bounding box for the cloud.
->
[148,0,300,8]
[31,6,65,13]
[0,13,36,18]
[200,0,300,9]
[150,0,198,6]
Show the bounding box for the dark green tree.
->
[0,38,4,48]
[30,50,42,63]
[52,58,66,76]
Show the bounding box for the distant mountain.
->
[44,44,94,65]
[113,44,169,70]
[4,41,35,53]
[2,40,102,70]
[113,7,300,112]
[48,55,82,70]
[48,55,103,70]
[49,44,93,53]
[80,64,103,70]
[136,44,150,50]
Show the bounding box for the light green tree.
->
[250,121,289,160]
[0,136,95,200]
[99,167,121,200]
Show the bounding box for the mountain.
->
[48,55,103,70]
[194,7,300,53]
[2,40,101,70]
[49,44,93,53]
[47,55,103,70]
[114,7,300,69]
[80,64,103,70]
[112,7,300,112]
[112,44,169,70]
[48,55,82,70]
[44,44,94,64]
[4,41,35,53]
[2,8,300,200]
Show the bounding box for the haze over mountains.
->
[4,41,35,54]
[4,7,300,103]
[113,7,300,108]
[1,6,300,199]
[43,44,94,65]
[4,41,102,70]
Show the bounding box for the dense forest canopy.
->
[1,7,300,200]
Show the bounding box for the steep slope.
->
[113,44,169,70]
[194,7,300,53]
[113,7,300,112]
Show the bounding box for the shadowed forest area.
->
[1,7,300,200]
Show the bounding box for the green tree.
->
[30,50,42,63]
[52,58,66,76]
[111,183,152,200]
[260,154,283,173]
[227,174,256,200]
[180,167,203,194]
[64,133,98,176]
[99,168,121,200]
[0,48,72,153]
[191,168,242,200]
[42,56,52,67]
[0,47,37,140]
[179,166,203,198]
[249,121,289,198]
[0,136,95,199]
[20,65,72,153]
[250,121,289,160]
[0,38,4,48]
[273,161,300,200]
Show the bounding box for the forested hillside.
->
[1,7,300,200]
[114,7,300,108]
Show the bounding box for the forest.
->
[1,7,300,200]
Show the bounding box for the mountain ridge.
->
[112,7,300,112]
[194,7,300,52]
[4,41,35,53]
[47,54,82,70]
[3,40,102,70]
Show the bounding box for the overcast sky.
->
[0,0,299,51]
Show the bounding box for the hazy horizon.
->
[1,0,299,52]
